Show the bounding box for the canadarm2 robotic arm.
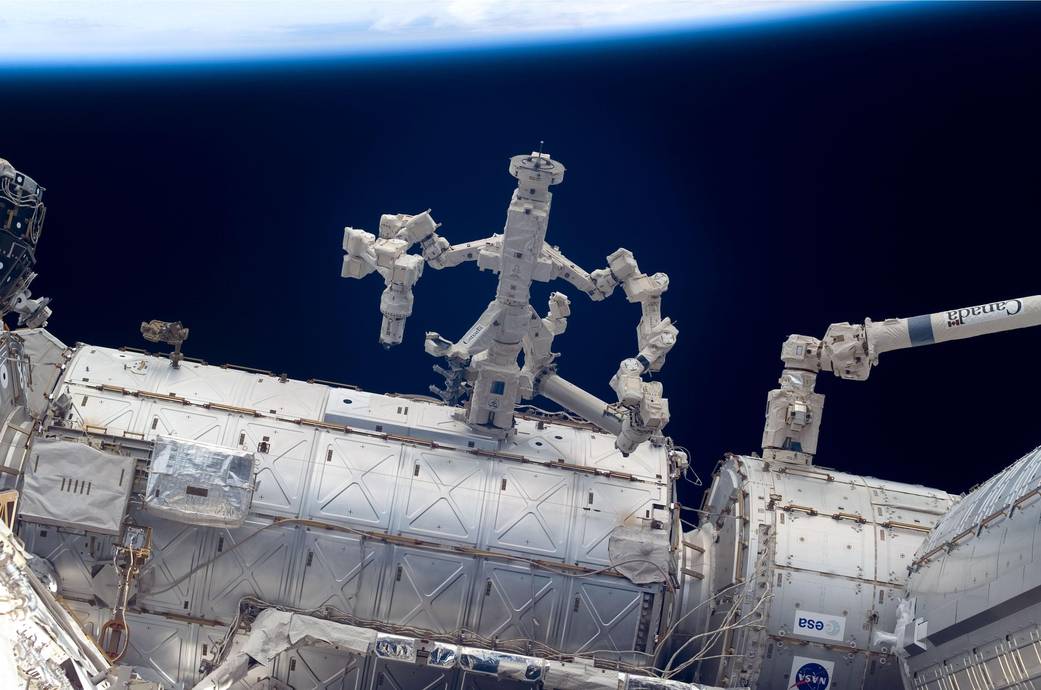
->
[763,295,1041,464]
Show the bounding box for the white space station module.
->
[0,152,1039,690]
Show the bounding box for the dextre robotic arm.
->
[340,151,678,453]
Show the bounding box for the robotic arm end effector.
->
[610,358,671,454]
[11,288,51,328]
[342,216,434,348]
[341,227,377,279]
[820,321,872,381]
[615,383,670,455]
[378,254,424,348]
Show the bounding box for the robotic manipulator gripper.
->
[0,158,51,328]
[340,151,678,454]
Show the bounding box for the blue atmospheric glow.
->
[0,1,913,68]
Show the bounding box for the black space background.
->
[2,3,1039,511]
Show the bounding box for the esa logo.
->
[790,662,830,690]
[792,609,845,641]
[798,617,841,636]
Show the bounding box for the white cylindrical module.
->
[13,340,688,690]
[671,454,954,689]
[900,445,1041,689]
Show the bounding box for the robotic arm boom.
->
[763,294,1041,464]
[537,246,679,453]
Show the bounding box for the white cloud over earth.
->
[0,1,864,64]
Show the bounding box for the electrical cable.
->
[651,578,748,658]
[664,589,772,678]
